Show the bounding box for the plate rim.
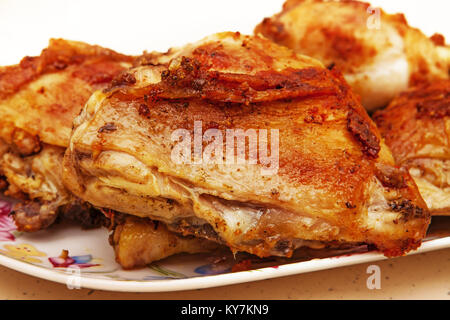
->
[0,236,449,292]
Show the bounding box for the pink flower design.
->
[49,250,100,269]
[0,200,15,242]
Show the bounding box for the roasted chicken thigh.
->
[63,32,430,259]
[255,0,450,111]
[0,39,133,231]
[374,80,450,215]
[0,39,220,267]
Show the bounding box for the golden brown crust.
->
[115,43,381,158]
[0,39,133,147]
[374,80,450,215]
[64,32,429,257]
[0,40,133,231]
[374,80,450,164]
[255,0,450,111]
[255,0,448,76]
[0,39,132,99]
[255,0,386,73]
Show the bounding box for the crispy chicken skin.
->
[0,39,133,231]
[374,80,450,215]
[255,0,450,111]
[0,39,219,266]
[63,32,430,258]
[0,39,133,147]
[111,215,220,269]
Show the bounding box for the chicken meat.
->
[0,39,132,231]
[255,0,450,111]
[63,32,430,259]
[374,80,450,215]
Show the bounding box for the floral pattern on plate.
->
[0,200,16,242]
[0,195,449,291]
[0,243,46,263]
[49,250,101,269]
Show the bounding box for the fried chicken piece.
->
[255,0,450,111]
[0,39,133,231]
[63,32,430,259]
[0,39,133,147]
[0,39,220,266]
[374,80,450,215]
[111,215,220,269]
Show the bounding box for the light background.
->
[0,0,449,299]
[0,0,449,65]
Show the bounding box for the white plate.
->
[0,0,449,293]
[1,199,449,292]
